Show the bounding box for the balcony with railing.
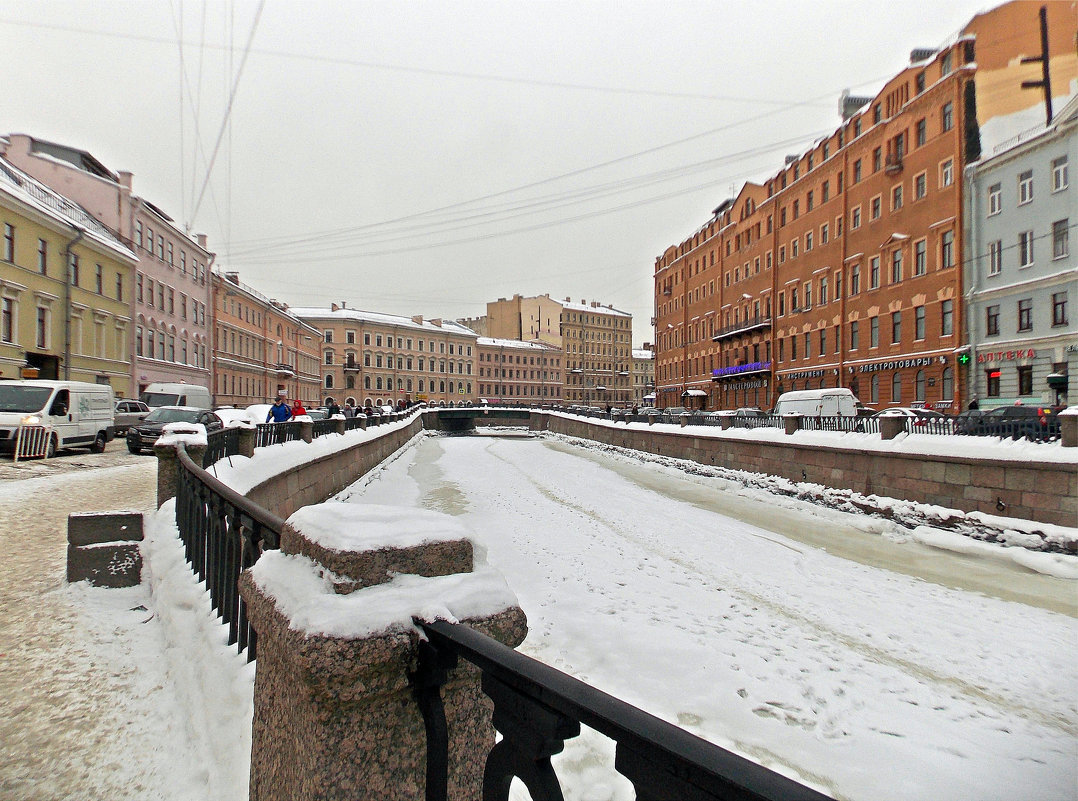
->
[342,358,362,372]
[710,314,772,342]
[275,362,296,378]
[885,152,903,175]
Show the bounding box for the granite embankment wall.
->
[540,415,1077,529]
[245,415,425,520]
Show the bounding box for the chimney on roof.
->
[118,171,133,190]
[331,303,339,312]
[412,315,424,325]
[340,301,346,309]
[196,233,208,248]
[910,47,937,63]
[839,89,872,121]
[784,154,798,165]
[431,318,442,327]
[225,271,239,284]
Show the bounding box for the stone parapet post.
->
[300,419,314,444]
[879,415,906,440]
[155,441,206,507]
[238,427,256,458]
[783,414,802,436]
[718,416,734,430]
[240,502,527,801]
[1060,412,1077,448]
[334,418,347,436]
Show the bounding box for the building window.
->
[167,242,174,265]
[891,311,902,344]
[986,369,1001,397]
[870,316,879,348]
[870,196,881,220]
[941,299,953,335]
[941,101,953,131]
[850,264,861,295]
[324,350,333,365]
[821,223,829,243]
[892,184,903,210]
[818,329,827,356]
[853,159,862,183]
[986,305,1000,336]
[850,320,859,350]
[95,263,103,294]
[891,250,903,283]
[873,147,882,172]
[1052,219,1069,259]
[915,118,926,146]
[805,231,813,251]
[1,298,12,343]
[820,277,828,305]
[69,254,79,287]
[851,206,861,229]
[1018,230,1035,267]
[135,221,143,248]
[915,370,926,402]
[1017,298,1033,332]
[2,224,13,263]
[942,367,953,399]
[116,273,123,301]
[940,230,954,268]
[1052,292,1068,326]
[324,329,333,344]
[914,172,927,199]
[157,235,164,259]
[891,372,902,403]
[915,305,926,340]
[987,183,1002,215]
[914,239,927,275]
[940,160,954,187]
[1018,170,1033,205]
[1052,155,1069,191]
[870,256,880,289]
[36,307,47,348]
[988,240,1002,275]
[1017,365,1033,396]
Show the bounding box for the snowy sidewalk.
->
[0,461,222,801]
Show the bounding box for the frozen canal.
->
[342,431,1078,801]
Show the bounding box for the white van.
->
[140,382,212,410]
[773,388,858,417]
[0,380,116,455]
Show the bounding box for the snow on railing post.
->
[154,424,208,507]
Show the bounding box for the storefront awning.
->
[682,389,707,397]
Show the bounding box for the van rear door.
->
[820,394,840,416]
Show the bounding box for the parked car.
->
[773,388,858,417]
[663,406,689,416]
[636,406,662,417]
[735,407,766,417]
[126,406,223,454]
[977,404,1061,441]
[139,382,212,410]
[307,409,328,421]
[873,407,950,428]
[113,399,150,436]
[0,380,115,456]
[953,409,988,435]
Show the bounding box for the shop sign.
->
[977,349,1036,363]
[856,357,933,374]
[783,368,826,380]
[724,379,768,389]
[712,361,771,378]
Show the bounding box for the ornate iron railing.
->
[256,420,301,448]
[312,418,339,438]
[413,620,831,801]
[204,427,241,468]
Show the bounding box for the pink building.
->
[1,134,213,398]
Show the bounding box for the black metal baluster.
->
[409,638,458,801]
[481,673,579,801]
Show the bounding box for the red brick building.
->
[653,1,1076,412]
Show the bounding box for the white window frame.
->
[1018,230,1035,268]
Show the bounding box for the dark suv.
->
[978,405,1061,442]
[126,406,223,454]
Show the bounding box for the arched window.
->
[891,372,902,403]
[915,370,925,401]
[870,374,879,404]
[941,367,954,399]
[376,376,383,390]
[364,375,371,389]
[346,376,355,389]
[325,374,334,389]
[439,380,446,393]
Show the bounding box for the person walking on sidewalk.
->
[266,397,292,423]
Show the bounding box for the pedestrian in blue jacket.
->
[266,397,292,423]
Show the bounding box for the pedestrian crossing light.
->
[957,353,971,365]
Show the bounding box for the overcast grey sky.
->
[1,1,992,343]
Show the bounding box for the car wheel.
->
[127,441,141,455]
[90,431,108,453]
[47,434,57,459]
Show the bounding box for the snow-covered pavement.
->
[343,432,1078,801]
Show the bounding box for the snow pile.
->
[288,500,475,553]
[156,422,207,448]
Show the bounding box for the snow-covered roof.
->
[477,336,560,351]
[559,299,631,318]
[290,306,480,338]
[0,156,135,262]
[632,349,654,360]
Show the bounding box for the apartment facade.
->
[291,304,479,407]
[1,134,215,397]
[0,158,135,394]
[964,95,1076,408]
[212,271,322,408]
[486,294,633,406]
[475,337,563,404]
[653,1,1076,412]
[631,347,655,406]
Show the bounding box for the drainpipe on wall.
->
[963,163,980,408]
[63,226,84,381]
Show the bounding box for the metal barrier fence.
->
[171,410,831,800]
[255,420,301,448]
[14,424,52,461]
[204,427,241,468]
[311,418,339,438]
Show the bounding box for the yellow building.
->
[0,158,135,395]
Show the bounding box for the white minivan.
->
[140,382,212,410]
[772,387,859,417]
[0,380,116,456]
